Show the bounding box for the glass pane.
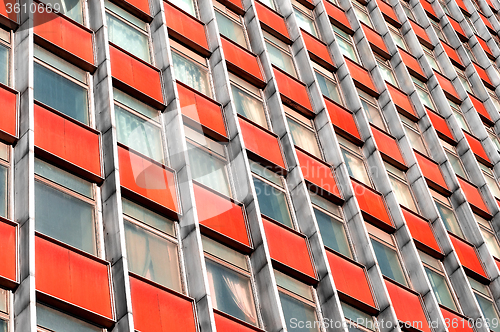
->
[0,44,8,86]
[371,238,407,286]
[215,11,247,48]
[424,267,457,311]
[360,98,385,130]
[314,208,352,258]
[0,143,7,162]
[107,13,150,63]
[265,41,297,78]
[341,148,371,187]
[259,0,275,9]
[188,144,231,197]
[0,165,6,219]
[336,36,359,63]
[481,228,500,258]
[34,62,89,125]
[415,86,434,110]
[250,161,282,187]
[34,159,93,198]
[231,84,268,129]
[0,289,6,313]
[445,150,468,179]
[424,52,440,72]
[170,0,196,16]
[489,132,500,151]
[294,8,317,37]
[202,236,248,270]
[377,62,398,87]
[469,276,490,296]
[275,270,313,301]
[342,302,374,330]
[315,71,342,104]
[253,177,293,228]
[172,51,211,97]
[35,181,96,254]
[458,75,473,94]
[37,304,101,332]
[353,6,372,27]
[42,0,82,23]
[453,110,469,131]
[115,105,164,163]
[310,192,341,217]
[404,126,427,156]
[287,117,322,159]
[124,221,182,291]
[475,294,500,332]
[435,200,464,238]
[279,291,320,332]
[389,29,407,50]
[484,174,500,199]
[35,45,86,83]
[402,4,415,19]
[114,88,158,120]
[0,319,6,332]
[122,199,175,236]
[206,259,258,325]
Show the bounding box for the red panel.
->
[441,306,474,332]
[449,233,489,280]
[463,130,491,166]
[455,0,470,15]
[479,12,495,32]
[221,37,265,86]
[473,62,493,89]
[477,36,494,59]
[448,15,467,41]
[414,150,449,194]
[387,83,417,120]
[385,279,432,332]
[345,58,378,96]
[296,148,342,201]
[376,0,400,26]
[301,30,335,70]
[35,236,113,319]
[324,1,353,33]
[34,104,101,181]
[484,0,495,10]
[223,0,244,13]
[255,1,291,41]
[361,23,390,58]
[324,97,362,142]
[371,125,406,168]
[193,183,251,248]
[457,176,491,218]
[495,257,500,271]
[120,0,151,17]
[326,250,376,310]
[420,0,438,21]
[442,41,463,68]
[426,108,455,143]
[130,275,197,332]
[434,71,461,103]
[401,208,442,256]
[0,0,17,28]
[273,67,313,114]
[34,10,94,70]
[177,82,227,141]
[351,179,394,231]
[118,146,179,216]
[469,93,494,125]
[164,1,209,55]
[409,19,433,48]
[399,47,425,81]
[214,312,263,332]
[0,84,17,143]
[109,45,164,107]
[262,218,316,282]
[0,219,16,284]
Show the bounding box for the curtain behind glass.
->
[206,259,258,325]
[315,72,342,104]
[361,99,385,129]
[445,151,467,179]
[415,88,434,110]
[253,177,293,228]
[314,209,351,258]
[424,267,457,310]
[107,14,150,63]
[341,148,371,187]
[434,201,464,238]
[188,145,231,197]
[279,292,320,332]
[388,176,418,212]
[0,44,8,86]
[35,182,95,254]
[404,127,427,156]
[115,105,164,163]
[337,38,358,63]
[475,294,500,332]
[215,11,247,48]
[0,165,6,218]
[231,85,268,129]
[265,41,297,78]
[34,63,89,125]
[371,239,407,286]
[172,52,211,97]
[287,117,322,159]
[124,221,182,292]
[37,305,101,332]
[377,63,398,86]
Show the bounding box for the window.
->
[214,2,249,49]
[251,161,294,228]
[431,20,448,43]
[464,16,477,34]
[264,32,298,79]
[449,100,470,132]
[37,304,102,332]
[455,66,473,94]
[203,236,259,325]
[0,29,10,86]
[284,106,322,159]
[171,40,212,97]
[475,214,500,258]
[401,115,429,156]
[275,270,321,332]
[106,0,151,63]
[489,59,500,79]
[342,302,376,331]
[123,199,182,291]
[431,189,465,238]
[441,138,468,179]
[419,251,458,311]
[332,25,360,63]
[41,0,84,24]
[479,163,500,199]
[352,0,373,28]
[358,89,387,130]
[310,192,352,258]
[170,0,197,17]
[367,223,408,286]
[462,42,477,62]
[34,46,90,125]
[422,45,441,72]
[186,126,231,197]
[468,277,500,332]
[114,89,165,164]
[488,88,500,113]
[438,0,450,14]
[492,35,500,51]
[313,62,343,104]
[230,74,269,129]
[385,162,419,213]
[486,126,500,151]
[0,143,8,219]
[35,159,97,255]
[0,289,8,332]
[412,76,435,111]
[376,55,398,87]
[339,136,372,187]
[389,24,407,51]
[293,1,319,38]
[401,0,415,20]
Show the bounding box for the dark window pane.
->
[37,305,101,332]
[475,294,500,332]
[424,267,457,311]
[253,177,293,228]
[34,62,88,124]
[371,239,407,286]
[314,208,351,258]
[434,201,464,238]
[0,44,8,86]
[279,291,320,332]
[0,319,6,332]
[0,165,6,218]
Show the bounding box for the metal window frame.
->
[214,2,251,50]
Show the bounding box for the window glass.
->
[431,20,447,42]
[333,25,359,63]
[275,270,313,301]
[314,64,343,104]
[202,236,247,270]
[215,10,247,48]
[482,169,500,199]
[265,33,297,78]
[487,128,500,151]
[35,159,93,198]
[432,190,464,238]
[0,143,7,162]
[358,90,386,130]
[423,45,440,72]
[342,302,375,330]
[481,227,500,258]
[449,101,470,132]
[376,56,398,87]
[352,1,372,27]
[471,289,500,332]
[231,83,268,129]
[0,289,6,313]
[250,161,282,186]
[172,50,211,97]
[37,304,101,332]
[285,108,322,159]
[412,77,435,110]
[0,165,6,219]
[170,0,196,16]
[401,1,415,20]
[41,0,83,24]
[389,25,407,50]
[371,238,408,286]
[0,319,5,332]
[260,0,276,9]
[387,173,418,212]
[123,198,175,235]
[441,139,468,179]
[0,41,9,86]
[456,67,473,94]
[105,0,147,29]
[314,207,352,257]
[114,88,158,119]
[462,42,476,62]
[253,177,293,228]
[294,6,318,38]
[339,137,371,187]
[401,116,428,156]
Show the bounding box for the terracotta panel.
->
[301,30,335,70]
[463,130,491,166]
[0,218,16,286]
[420,0,438,20]
[401,208,442,257]
[116,0,151,19]
[35,236,113,321]
[473,62,494,89]
[263,218,317,283]
[351,179,394,231]
[386,83,417,120]
[447,15,467,41]
[214,312,264,332]
[193,183,251,250]
[0,84,17,144]
[449,233,489,280]
[409,19,433,48]
[441,306,474,332]
[130,275,197,332]
[376,0,400,27]
[455,0,470,15]
[345,58,378,96]
[477,36,494,59]
[371,125,406,168]
[221,36,265,87]
[273,67,313,114]
[479,12,495,32]
[426,108,455,143]
[385,279,432,332]
[399,47,425,81]
[469,93,494,125]
[324,1,353,34]
[361,23,390,59]
[414,150,450,194]
[255,1,291,42]
[434,71,461,103]
[484,0,495,10]
[324,97,362,143]
[457,176,491,219]
[0,0,17,28]
[441,41,463,68]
